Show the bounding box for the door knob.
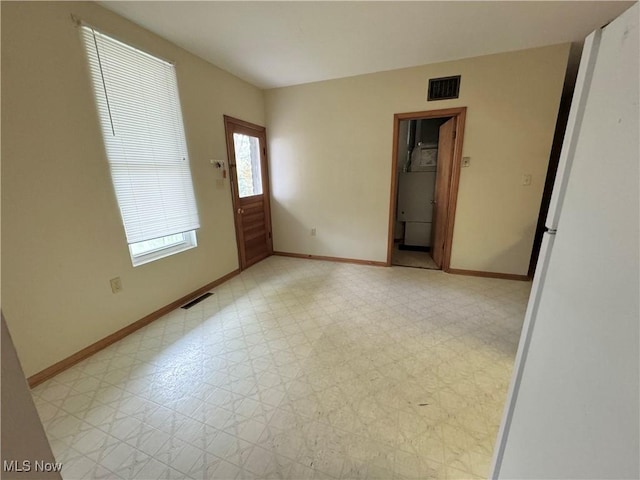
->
[237,208,244,214]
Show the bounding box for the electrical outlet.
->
[110,277,123,293]
[522,174,532,186]
[311,228,317,236]
[462,157,471,167]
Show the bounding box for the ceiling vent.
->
[427,75,461,101]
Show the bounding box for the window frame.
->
[129,231,198,267]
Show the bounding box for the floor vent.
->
[181,292,213,309]
[428,75,461,101]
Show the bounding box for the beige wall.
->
[265,44,570,274]
[1,2,265,377]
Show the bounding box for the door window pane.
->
[233,133,263,198]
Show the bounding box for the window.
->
[81,26,200,266]
[129,231,197,266]
[233,133,263,198]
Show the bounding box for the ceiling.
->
[100,1,635,89]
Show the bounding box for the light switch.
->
[522,174,532,186]
[462,157,471,167]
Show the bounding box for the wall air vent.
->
[427,75,461,101]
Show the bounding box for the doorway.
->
[223,115,273,270]
[387,108,466,271]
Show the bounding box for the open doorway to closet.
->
[387,108,466,270]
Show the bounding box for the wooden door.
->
[431,117,456,268]
[224,116,273,270]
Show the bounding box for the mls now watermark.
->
[3,460,62,473]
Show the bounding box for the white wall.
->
[1,1,265,377]
[266,44,569,274]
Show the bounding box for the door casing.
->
[386,107,467,271]
[223,115,273,270]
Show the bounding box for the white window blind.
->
[81,26,200,245]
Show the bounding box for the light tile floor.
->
[31,256,531,480]
[391,246,438,270]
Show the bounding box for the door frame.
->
[223,115,273,270]
[386,107,467,271]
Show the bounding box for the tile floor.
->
[391,245,438,270]
[31,256,531,480]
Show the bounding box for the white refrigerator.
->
[491,4,639,479]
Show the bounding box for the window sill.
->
[130,231,198,267]
[131,242,196,267]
